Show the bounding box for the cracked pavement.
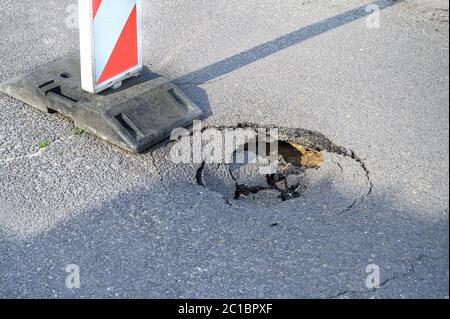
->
[0,0,449,298]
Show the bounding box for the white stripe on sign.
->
[93,0,136,82]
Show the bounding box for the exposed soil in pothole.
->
[230,141,323,201]
[195,123,373,207]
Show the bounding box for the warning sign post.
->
[79,0,143,93]
[0,0,202,153]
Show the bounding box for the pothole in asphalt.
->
[195,123,373,207]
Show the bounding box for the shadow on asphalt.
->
[0,174,447,298]
[175,0,399,119]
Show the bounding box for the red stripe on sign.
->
[92,0,102,18]
[98,5,138,84]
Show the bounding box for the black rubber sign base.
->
[0,56,202,153]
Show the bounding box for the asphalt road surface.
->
[0,0,448,298]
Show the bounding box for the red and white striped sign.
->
[78,0,142,93]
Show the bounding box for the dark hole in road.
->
[196,123,373,205]
[231,141,323,201]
